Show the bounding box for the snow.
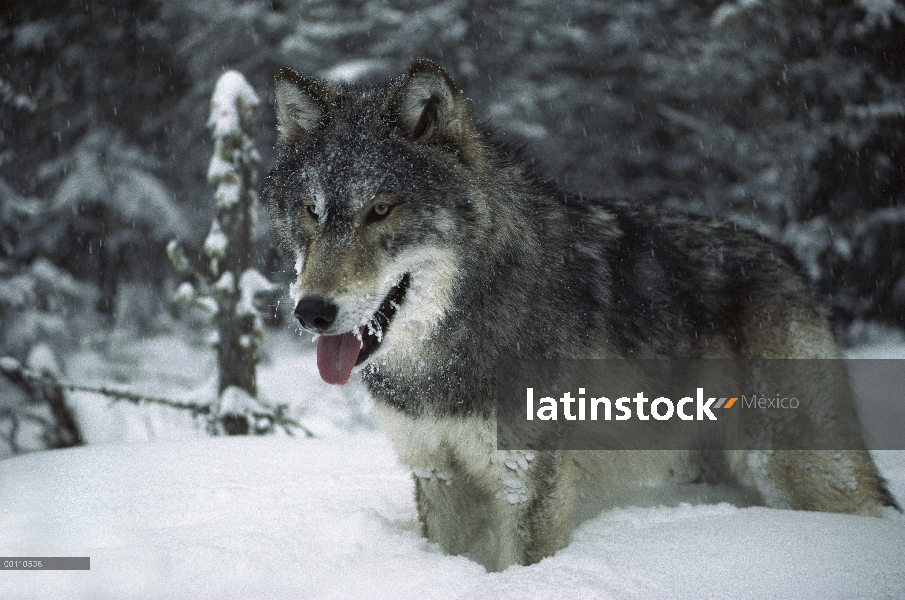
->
[205,150,234,186]
[172,281,196,306]
[206,71,261,140]
[166,240,191,275]
[1,433,903,598]
[218,385,261,415]
[1,331,904,598]
[12,19,56,51]
[214,271,236,294]
[213,179,242,209]
[854,0,905,32]
[203,218,228,268]
[25,343,62,377]
[238,268,280,317]
[0,77,37,112]
[322,59,390,83]
[205,71,261,220]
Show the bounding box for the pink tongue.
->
[317,331,361,385]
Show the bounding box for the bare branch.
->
[0,357,314,438]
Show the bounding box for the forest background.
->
[1,0,904,454]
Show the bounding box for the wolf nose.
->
[294,296,338,333]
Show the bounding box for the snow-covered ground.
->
[1,328,904,599]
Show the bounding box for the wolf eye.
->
[305,205,318,219]
[373,204,391,217]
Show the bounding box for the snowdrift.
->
[2,433,903,599]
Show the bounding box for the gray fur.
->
[264,60,897,572]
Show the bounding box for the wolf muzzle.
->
[296,295,362,386]
[294,275,411,386]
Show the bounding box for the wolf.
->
[263,59,898,571]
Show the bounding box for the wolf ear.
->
[394,60,470,145]
[274,68,334,145]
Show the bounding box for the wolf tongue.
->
[316,331,361,385]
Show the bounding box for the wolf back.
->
[263,60,898,571]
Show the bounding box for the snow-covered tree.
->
[44,128,188,322]
[168,71,279,435]
[3,0,905,340]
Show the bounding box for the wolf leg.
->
[487,449,576,570]
[729,325,898,514]
[727,449,897,515]
[413,469,497,564]
[413,449,575,571]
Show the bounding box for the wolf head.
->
[264,60,489,385]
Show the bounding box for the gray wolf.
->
[263,60,898,571]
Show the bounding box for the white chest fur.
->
[374,402,536,505]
